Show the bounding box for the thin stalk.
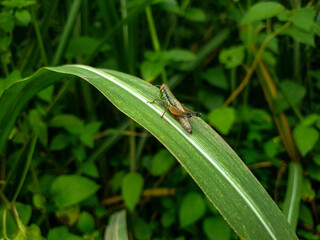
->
[129,120,136,172]
[163,0,190,49]
[145,6,160,52]
[31,6,48,66]
[52,0,83,66]
[223,21,291,107]
[12,136,37,203]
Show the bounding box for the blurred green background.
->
[0,0,319,239]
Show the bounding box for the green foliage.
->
[121,172,144,212]
[0,0,319,239]
[51,175,100,208]
[179,192,206,228]
[208,107,235,135]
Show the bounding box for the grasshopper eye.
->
[195,113,201,117]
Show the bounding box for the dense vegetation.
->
[0,0,319,239]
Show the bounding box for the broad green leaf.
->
[241,2,285,24]
[293,125,319,156]
[275,80,306,113]
[81,161,100,178]
[51,175,100,208]
[198,90,224,111]
[301,114,318,126]
[77,211,95,233]
[140,61,164,82]
[0,11,15,33]
[37,86,54,102]
[133,217,152,240]
[261,51,276,66]
[219,45,245,69]
[0,202,32,239]
[105,210,128,240]
[282,163,302,230]
[279,25,315,47]
[50,133,73,151]
[50,114,84,135]
[165,49,195,62]
[56,206,80,226]
[122,172,144,211]
[0,65,299,239]
[183,7,206,22]
[313,154,320,166]
[208,107,235,135]
[13,224,42,240]
[48,226,82,240]
[0,69,21,97]
[179,192,206,227]
[151,149,175,176]
[15,9,31,26]
[278,8,316,31]
[1,0,36,8]
[202,67,228,90]
[301,179,315,201]
[299,204,314,226]
[203,216,231,240]
[65,37,102,59]
[161,210,175,228]
[79,121,102,147]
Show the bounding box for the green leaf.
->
[48,226,82,240]
[50,114,84,135]
[133,217,152,240]
[1,0,36,8]
[13,224,42,240]
[29,109,48,146]
[202,67,228,90]
[0,11,15,33]
[275,80,306,113]
[151,149,175,176]
[241,2,285,24]
[0,69,21,97]
[50,133,73,151]
[278,8,316,31]
[183,7,206,22]
[282,163,302,230]
[301,114,319,126]
[77,211,95,233]
[299,204,314,226]
[179,192,206,227]
[51,175,100,208]
[198,90,224,111]
[122,172,144,211]
[0,65,299,239]
[81,162,100,178]
[79,121,102,147]
[65,37,102,59]
[0,202,32,239]
[140,61,165,82]
[165,49,195,62]
[161,210,175,228]
[293,125,319,157]
[208,107,235,135]
[37,86,54,103]
[105,210,128,240]
[15,9,31,26]
[279,25,315,47]
[219,45,245,69]
[203,216,231,240]
[56,206,80,226]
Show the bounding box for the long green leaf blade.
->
[0,65,298,239]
